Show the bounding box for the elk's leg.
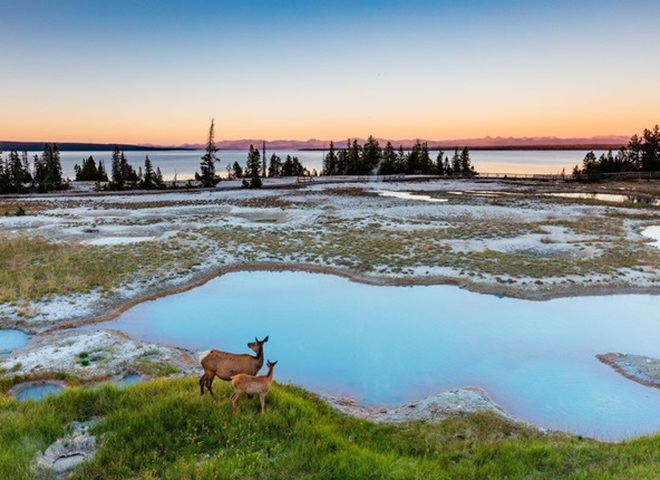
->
[231,391,241,410]
[199,374,206,395]
[206,374,215,396]
[259,394,266,414]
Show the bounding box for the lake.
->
[36,149,596,182]
[88,271,660,440]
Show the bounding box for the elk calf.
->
[230,360,277,413]
[199,336,268,396]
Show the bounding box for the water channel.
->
[88,271,660,440]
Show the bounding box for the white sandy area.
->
[0,329,196,378]
[2,179,658,328]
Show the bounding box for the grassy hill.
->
[2,378,660,479]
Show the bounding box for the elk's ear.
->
[262,336,269,343]
[254,337,258,342]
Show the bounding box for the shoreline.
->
[6,261,651,359]
[39,261,660,334]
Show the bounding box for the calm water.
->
[89,271,660,440]
[0,329,28,358]
[13,383,64,401]
[30,149,595,182]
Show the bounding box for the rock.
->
[34,419,99,478]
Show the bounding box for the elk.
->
[199,336,269,396]
[230,360,277,413]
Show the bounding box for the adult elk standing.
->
[199,336,269,396]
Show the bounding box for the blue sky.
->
[1,1,659,144]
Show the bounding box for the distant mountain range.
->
[1,135,630,152]
[181,135,631,151]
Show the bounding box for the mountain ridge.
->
[1,135,630,152]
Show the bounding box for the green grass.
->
[0,235,203,304]
[2,378,660,479]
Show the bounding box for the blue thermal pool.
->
[88,271,660,440]
[12,382,64,401]
[0,329,28,358]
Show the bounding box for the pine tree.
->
[460,147,473,176]
[268,153,282,178]
[40,144,63,190]
[435,151,445,175]
[142,155,155,189]
[111,145,124,188]
[323,141,337,175]
[246,144,262,187]
[381,142,397,175]
[361,135,382,175]
[198,119,219,187]
[451,148,461,176]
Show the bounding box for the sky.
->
[1,0,659,145]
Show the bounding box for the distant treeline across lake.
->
[41,149,596,182]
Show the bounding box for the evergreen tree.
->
[381,142,397,175]
[245,144,262,187]
[198,118,219,187]
[141,155,155,189]
[75,155,100,181]
[337,147,349,174]
[418,141,432,174]
[268,153,282,178]
[111,145,124,188]
[40,143,63,190]
[435,151,445,175]
[97,160,108,182]
[451,148,461,176]
[641,125,660,171]
[460,147,474,176]
[282,155,305,176]
[323,141,337,175]
[261,141,267,178]
[396,146,406,173]
[361,135,382,175]
[348,139,361,175]
[232,161,243,179]
[443,156,452,176]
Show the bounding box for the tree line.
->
[574,125,660,179]
[0,144,65,194]
[195,120,310,189]
[322,136,476,177]
[73,145,165,190]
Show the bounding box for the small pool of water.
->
[377,191,448,203]
[546,192,660,206]
[642,226,660,248]
[12,382,64,401]
[0,329,28,358]
[114,373,143,387]
[88,271,660,440]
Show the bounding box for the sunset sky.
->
[1,0,659,145]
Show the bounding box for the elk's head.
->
[267,360,278,369]
[247,336,269,353]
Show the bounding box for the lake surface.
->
[39,149,594,182]
[89,271,660,440]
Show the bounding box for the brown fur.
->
[230,360,277,413]
[199,336,268,396]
